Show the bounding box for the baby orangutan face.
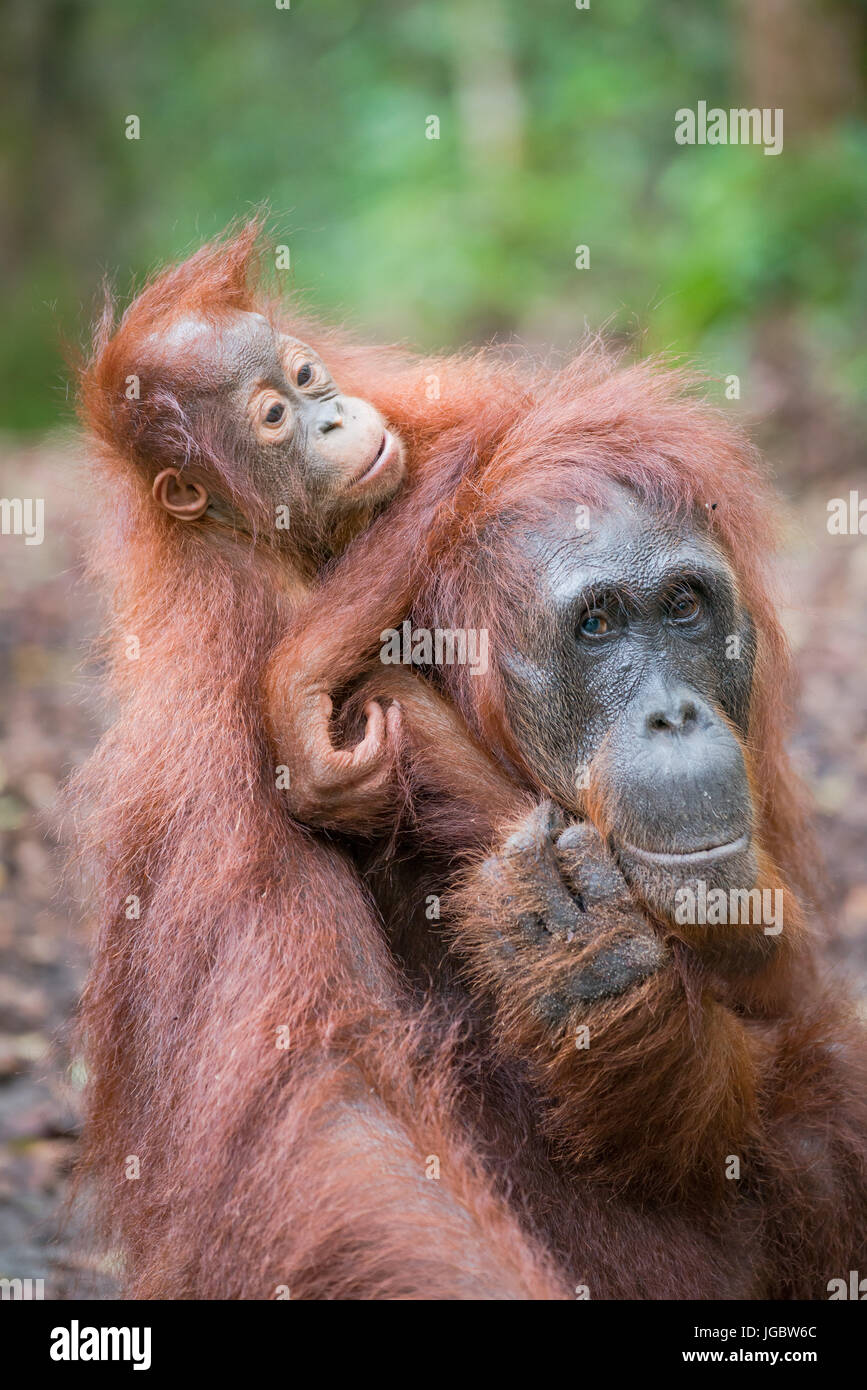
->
[150,310,406,537]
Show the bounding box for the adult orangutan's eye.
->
[666,587,703,624]
[579,612,609,638]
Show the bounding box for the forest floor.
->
[0,435,865,1299]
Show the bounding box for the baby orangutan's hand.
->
[265,672,401,833]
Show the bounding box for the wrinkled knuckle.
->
[581,862,628,902]
[555,821,597,853]
[502,827,538,859]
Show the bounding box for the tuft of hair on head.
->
[79,216,268,457]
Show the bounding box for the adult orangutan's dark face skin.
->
[148,311,406,535]
[499,483,758,920]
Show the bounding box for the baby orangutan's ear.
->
[152,467,210,520]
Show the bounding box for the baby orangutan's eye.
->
[286,351,330,392]
[251,390,293,442]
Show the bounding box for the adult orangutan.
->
[264,350,867,1298]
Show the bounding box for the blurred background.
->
[0,0,864,1296]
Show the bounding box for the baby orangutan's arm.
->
[262,648,525,841]
[262,669,402,832]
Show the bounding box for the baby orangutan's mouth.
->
[352,431,394,487]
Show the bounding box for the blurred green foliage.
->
[1,0,865,432]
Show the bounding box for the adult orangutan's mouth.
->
[352,430,394,487]
[620,833,751,867]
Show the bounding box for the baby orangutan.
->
[100,239,410,812]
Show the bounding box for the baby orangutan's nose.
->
[317,399,344,433]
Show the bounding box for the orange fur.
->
[264,319,867,1296]
[70,224,867,1300]
[69,225,567,1299]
